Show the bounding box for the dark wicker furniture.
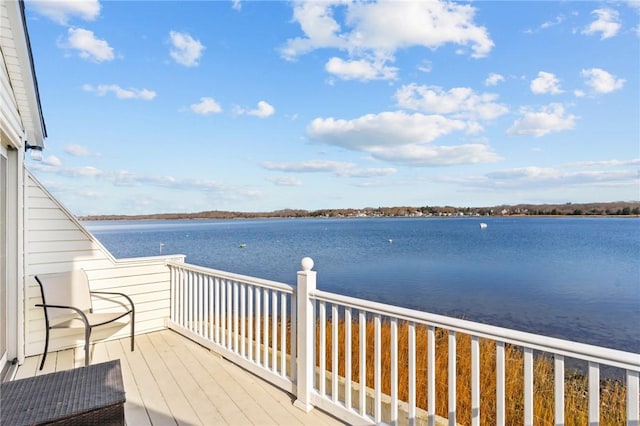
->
[0,360,125,425]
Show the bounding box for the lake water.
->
[85,217,640,353]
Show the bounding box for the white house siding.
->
[0,2,25,147]
[24,170,185,357]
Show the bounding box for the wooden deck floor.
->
[10,330,346,426]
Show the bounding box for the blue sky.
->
[24,0,639,216]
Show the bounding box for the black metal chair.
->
[35,270,135,370]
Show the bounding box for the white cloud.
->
[325,57,398,81]
[235,101,275,118]
[231,0,241,11]
[29,0,101,25]
[266,176,303,186]
[249,101,275,118]
[368,144,502,166]
[483,166,637,188]
[484,73,505,86]
[261,160,397,177]
[83,84,156,100]
[339,167,396,178]
[261,160,355,173]
[308,111,470,149]
[568,158,640,167]
[530,71,563,95]
[582,8,621,39]
[306,111,500,166]
[507,103,577,137]
[280,0,494,78]
[65,144,102,157]
[43,155,62,166]
[395,84,508,120]
[525,14,566,34]
[190,97,222,115]
[169,31,205,67]
[580,68,625,94]
[64,28,114,62]
[541,15,565,30]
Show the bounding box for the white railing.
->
[166,260,296,394]
[167,258,640,426]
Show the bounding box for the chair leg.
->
[130,310,135,352]
[84,327,91,366]
[39,327,50,371]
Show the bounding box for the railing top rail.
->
[313,289,640,371]
[166,260,294,294]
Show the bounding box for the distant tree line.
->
[78,201,640,221]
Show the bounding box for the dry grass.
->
[313,318,628,425]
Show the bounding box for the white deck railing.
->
[167,258,640,426]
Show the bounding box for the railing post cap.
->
[300,257,314,271]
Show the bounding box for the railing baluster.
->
[391,318,398,426]
[181,270,187,328]
[208,276,213,341]
[374,314,381,424]
[240,282,246,357]
[628,369,639,426]
[247,285,253,361]
[524,347,534,426]
[197,273,203,336]
[233,281,239,353]
[169,266,175,323]
[588,361,599,425]
[214,277,220,344]
[319,301,326,397]
[448,331,456,426]
[263,287,269,368]
[408,322,416,426]
[332,304,338,403]
[280,292,286,377]
[227,280,233,350]
[427,325,435,426]
[290,292,297,380]
[255,286,261,365]
[220,279,226,347]
[496,341,505,426]
[471,335,480,426]
[345,307,352,411]
[188,271,194,331]
[359,310,366,417]
[554,354,565,426]
[272,290,277,373]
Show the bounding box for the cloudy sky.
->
[24,0,639,215]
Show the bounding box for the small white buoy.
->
[480,223,488,229]
[388,239,393,244]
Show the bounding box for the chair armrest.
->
[35,304,90,327]
[90,291,135,311]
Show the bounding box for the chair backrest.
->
[35,270,93,322]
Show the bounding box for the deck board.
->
[10,330,345,426]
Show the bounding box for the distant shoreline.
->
[78,201,640,221]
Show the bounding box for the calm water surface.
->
[85,217,640,353]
